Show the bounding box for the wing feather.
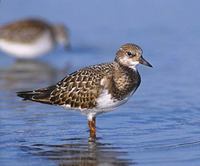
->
[50,64,113,109]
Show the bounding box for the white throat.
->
[120,56,139,70]
[129,61,139,70]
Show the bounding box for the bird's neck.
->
[110,62,140,100]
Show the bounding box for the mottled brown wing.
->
[0,19,50,42]
[49,68,106,109]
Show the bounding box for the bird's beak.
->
[139,56,153,67]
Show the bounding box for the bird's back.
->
[17,63,115,109]
[0,19,52,43]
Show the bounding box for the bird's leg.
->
[88,117,96,142]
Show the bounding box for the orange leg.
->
[88,117,96,142]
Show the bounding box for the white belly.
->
[0,31,54,58]
[61,89,128,120]
[62,88,136,120]
[96,89,127,110]
[82,89,129,120]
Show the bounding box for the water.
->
[1,0,200,165]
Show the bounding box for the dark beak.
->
[139,56,153,67]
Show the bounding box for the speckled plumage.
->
[17,62,140,110]
[17,43,152,141]
[50,63,114,109]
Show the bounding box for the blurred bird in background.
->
[0,18,70,59]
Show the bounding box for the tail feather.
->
[17,85,56,104]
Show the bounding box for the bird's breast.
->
[96,88,126,110]
[111,68,141,101]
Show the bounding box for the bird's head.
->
[115,43,152,69]
[53,24,70,49]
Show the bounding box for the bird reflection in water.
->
[21,138,133,166]
[0,59,59,90]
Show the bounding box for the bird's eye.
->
[127,52,132,56]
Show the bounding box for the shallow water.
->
[1,1,200,166]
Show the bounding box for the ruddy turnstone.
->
[0,18,70,58]
[17,43,152,141]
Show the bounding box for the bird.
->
[0,18,70,59]
[17,43,152,141]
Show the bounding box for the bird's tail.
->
[17,85,56,104]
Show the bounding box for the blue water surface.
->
[0,0,200,166]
